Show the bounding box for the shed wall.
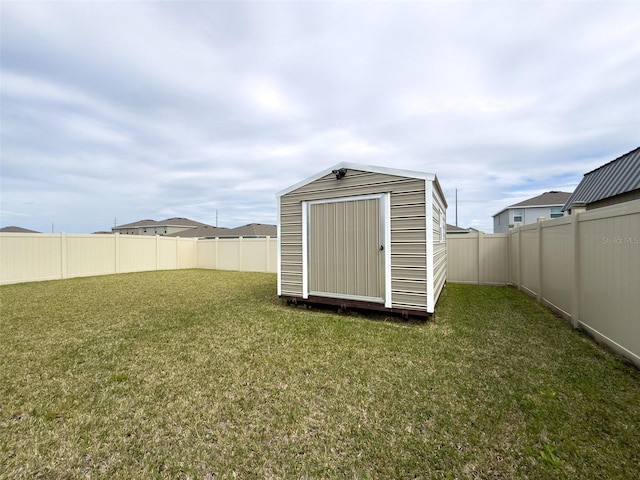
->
[432,186,447,307]
[279,169,430,311]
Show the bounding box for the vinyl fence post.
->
[506,231,511,286]
[571,209,582,328]
[155,235,160,270]
[176,237,180,270]
[214,237,219,270]
[477,231,483,285]
[265,235,271,273]
[537,218,544,302]
[517,226,523,291]
[193,238,198,269]
[60,232,67,280]
[115,233,120,274]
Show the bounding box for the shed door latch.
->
[380,245,384,251]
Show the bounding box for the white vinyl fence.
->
[2,201,638,367]
[0,233,277,285]
[447,199,640,368]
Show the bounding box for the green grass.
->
[1,270,639,479]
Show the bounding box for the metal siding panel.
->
[308,198,382,301]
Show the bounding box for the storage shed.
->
[277,162,447,316]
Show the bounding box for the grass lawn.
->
[1,270,639,479]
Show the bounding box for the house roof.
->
[276,161,447,208]
[492,191,571,218]
[157,217,212,228]
[165,225,230,238]
[224,223,277,237]
[446,224,469,233]
[113,219,160,229]
[509,191,572,208]
[0,226,41,233]
[113,217,212,229]
[164,223,276,238]
[563,146,640,211]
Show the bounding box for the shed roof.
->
[562,146,640,211]
[277,162,447,207]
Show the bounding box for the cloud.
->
[1,1,639,233]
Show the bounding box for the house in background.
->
[492,191,571,233]
[446,224,482,235]
[0,226,41,233]
[165,223,277,238]
[222,223,277,238]
[563,146,640,214]
[112,217,215,236]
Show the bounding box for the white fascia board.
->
[276,162,437,198]
[517,203,566,209]
[492,208,509,218]
[432,174,448,208]
[301,201,309,299]
[425,179,435,313]
[383,192,392,308]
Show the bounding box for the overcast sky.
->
[1,1,639,234]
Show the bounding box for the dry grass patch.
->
[1,270,639,479]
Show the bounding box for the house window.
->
[550,206,563,219]
[513,209,523,223]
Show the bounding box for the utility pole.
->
[455,189,458,227]
[216,209,218,228]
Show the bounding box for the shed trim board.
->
[278,162,438,197]
[276,194,282,296]
[277,162,447,316]
[425,179,435,313]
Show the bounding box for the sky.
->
[1,0,639,234]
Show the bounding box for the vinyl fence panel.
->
[446,199,640,368]
[576,203,640,366]
[195,237,277,273]
[0,233,62,284]
[540,218,573,317]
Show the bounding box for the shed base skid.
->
[280,295,431,320]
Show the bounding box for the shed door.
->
[308,197,384,303]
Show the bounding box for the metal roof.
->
[563,146,640,211]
